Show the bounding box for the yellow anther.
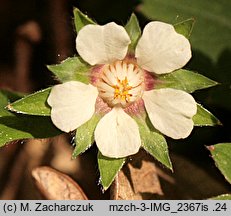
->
[112,78,132,102]
[97,60,144,107]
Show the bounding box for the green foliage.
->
[47,57,91,84]
[125,13,141,52]
[208,143,231,184]
[0,89,24,102]
[72,115,100,158]
[8,88,51,116]
[135,116,172,170]
[0,90,24,117]
[193,104,221,126]
[174,18,195,38]
[155,69,218,93]
[0,91,61,147]
[97,151,125,190]
[73,8,96,33]
[210,194,231,200]
[141,0,231,62]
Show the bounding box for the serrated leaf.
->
[210,194,231,200]
[174,18,195,38]
[97,151,125,190]
[47,57,91,84]
[73,7,96,33]
[125,13,141,52]
[72,115,100,158]
[8,88,51,116]
[0,91,61,147]
[208,143,231,185]
[193,104,221,126]
[155,69,218,93]
[135,116,172,170]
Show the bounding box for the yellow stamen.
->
[97,60,144,107]
[113,77,132,102]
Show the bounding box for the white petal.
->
[97,81,114,93]
[95,107,141,158]
[76,22,131,65]
[143,88,197,139]
[135,21,191,74]
[101,72,116,86]
[115,61,125,80]
[47,81,98,132]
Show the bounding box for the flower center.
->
[97,60,144,107]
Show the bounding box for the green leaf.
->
[208,143,231,184]
[140,0,231,62]
[8,88,51,116]
[0,90,24,117]
[155,69,218,93]
[0,90,61,147]
[0,116,61,147]
[72,115,100,158]
[125,13,141,52]
[73,7,96,33]
[135,116,172,170]
[97,151,125,190]
[210,194,231,200]
[193,104,221,126]
[47,57,91,84]
[174,18,195,39]
[0,89,24,103]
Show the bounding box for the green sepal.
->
[1,90,24,117]
[207,143,231,185]
[193,104,221,126]
[135,116,172,171]
[47,57,91,84]
[155,69,218,93]
[97,151,126,190]
[125,13,141,53]
[73,7,96,33]
[0,90,61,147]
[174,18,195,38]
[72,115,100,159]
[209,194,231,200]
[7,88,51,116]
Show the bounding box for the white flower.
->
[47,21,197,158]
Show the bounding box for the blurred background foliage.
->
[0,0,230,199]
